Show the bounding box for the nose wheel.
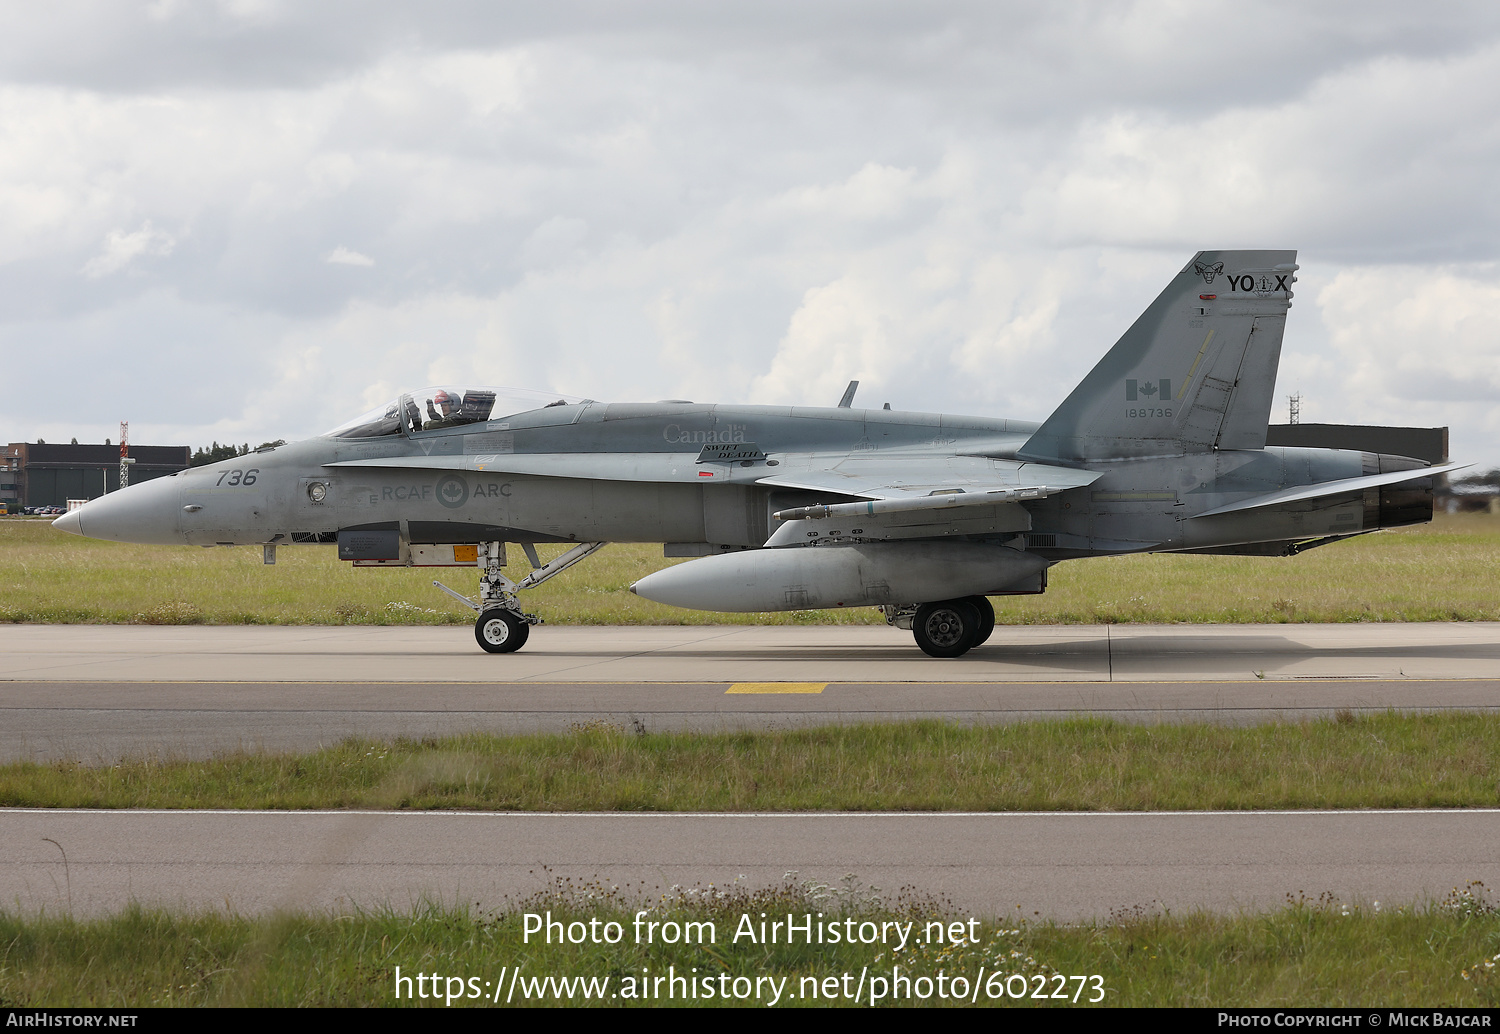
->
[475,608,529,653]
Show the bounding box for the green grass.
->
[0,519,870,626]
[3,512,1499,626]
[5,714,1498,811]
[3,879,1500,1006]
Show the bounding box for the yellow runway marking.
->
[725,682,828,695]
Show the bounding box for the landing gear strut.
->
[432,541,608,654]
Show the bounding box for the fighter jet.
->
[53,250,1461,656]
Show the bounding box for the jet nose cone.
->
[58,477,184,544]
[52,509,83,536]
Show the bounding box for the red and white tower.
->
[119,421,129,490]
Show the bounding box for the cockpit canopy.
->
[324,385,587,439]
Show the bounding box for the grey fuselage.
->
[68,400,1429,562]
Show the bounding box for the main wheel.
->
[475,608,530,653]
[913,599,981,658]
[962,595,996,646]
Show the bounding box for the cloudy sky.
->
[4,1,1499,467]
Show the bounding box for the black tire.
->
[912,599,981,658]
[962,595,996,646]
[475,608,530,653]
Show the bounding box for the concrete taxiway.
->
[4,677,1500,762]
[3,622,1498,919]
[1,623,1498,760]
[5,809,1497,921]
[6,621,1500,684]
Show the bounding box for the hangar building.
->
[2,443,191,509]
[1264,424,1447,464]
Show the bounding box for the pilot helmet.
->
[433,390,457,413]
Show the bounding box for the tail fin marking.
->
[1019,250,1296,463]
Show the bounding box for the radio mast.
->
[119,421,129,490]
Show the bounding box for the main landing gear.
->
[432,541,608,654]
[888,596,996,658]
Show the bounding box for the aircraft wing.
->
[754,455,1101,499]
[1191,461,1468,519]
[324,451,1104,496]
[755,455,1101,547]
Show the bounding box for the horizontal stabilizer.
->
[1192,462,1467,519]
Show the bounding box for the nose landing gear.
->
[431,541,609,654]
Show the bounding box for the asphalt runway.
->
[1,623,1498,760]
[4,622,1499,920]
[5,809,1498,921]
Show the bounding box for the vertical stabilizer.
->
[1019,250,1297,462]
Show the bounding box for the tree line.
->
[190,441,286,467]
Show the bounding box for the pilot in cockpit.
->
[424,390,462,429]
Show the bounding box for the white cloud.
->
[1,4,1499,469]
[754,276,892,406]
[80,221,175,277]
[325,246,373,266]
[1021,40,1500,256]
[1319,265,1500,405]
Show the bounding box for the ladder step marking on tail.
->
[1177,329,1215,400]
